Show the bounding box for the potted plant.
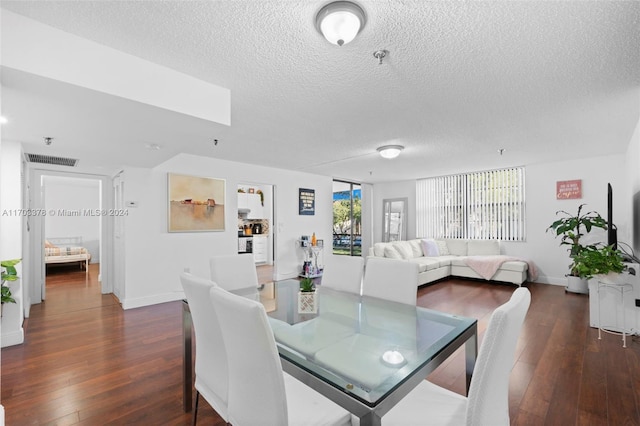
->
[1,259,21,316]
[547,204,607,293]
[298,277,317,314]
[572,245,626,283]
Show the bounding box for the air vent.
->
[25,153,78,167]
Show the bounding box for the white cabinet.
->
[238,193,264,219]
[253,236,268,264]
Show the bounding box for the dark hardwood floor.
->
[2,265,639,425]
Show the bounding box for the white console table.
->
[588,262,640,344]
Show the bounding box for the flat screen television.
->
[608,183,617,250]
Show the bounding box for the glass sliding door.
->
[332,180,361,256]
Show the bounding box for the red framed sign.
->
[556,179,582,200]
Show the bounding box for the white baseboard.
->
[121,291,185,310]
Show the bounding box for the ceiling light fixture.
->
[377,145,404,159]
[315,1,366,46]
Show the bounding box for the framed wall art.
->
[299,188,315,215]
[168,173,225,232]
[556,179,582,200]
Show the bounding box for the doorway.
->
[237,183,276,281]
[28,168,114,308]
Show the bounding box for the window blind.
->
[416,167,525,241]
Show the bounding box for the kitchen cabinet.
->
[238,193,264,219]
[253,235,268,264]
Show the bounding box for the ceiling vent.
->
[25,153,79,167]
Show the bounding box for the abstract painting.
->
[168,173,225,232]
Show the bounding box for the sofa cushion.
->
[384,245,403,259]
[445,239,468,256]
[499,261,528,272]
[421,239,439,257]
[449,257,469,267]
[393,241,415,259]
[434,239,450,255]
[409,257,442,272]
[408,240,424,258]
[467,240,500,256]
[435,255,457,266]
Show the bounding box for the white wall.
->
[119,154,332,309]
[0,141,24,347]
[372,154,628,286]
[44,176,100,263]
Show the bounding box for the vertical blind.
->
[416,167,526,241]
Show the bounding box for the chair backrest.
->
[466,287,531,425]
[179,272,228,415]
[209,254,259,300]
[321,255,365,294]
[209,286,289,426]
[362,257,419,305]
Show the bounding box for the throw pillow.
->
[408,239,424,257]
[373,243,387,257]
[435,239,450,256]
[421,239,440,257]
[384,245,403,259]
[393,242,414,259]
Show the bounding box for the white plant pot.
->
[566,275,589,294]
[298,291,317,314]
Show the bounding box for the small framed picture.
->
[248,188,255,194]
[316,239,324,247]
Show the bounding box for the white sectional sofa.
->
[367,239,530,287]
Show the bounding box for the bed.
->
[45,237,91,276]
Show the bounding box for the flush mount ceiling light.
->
[377,145,404,159]
[315,1,366,46]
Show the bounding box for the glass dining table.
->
[182,279,478,426]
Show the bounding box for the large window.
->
[333,180,361,255]
[416,167,525,241]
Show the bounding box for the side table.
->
[597,279,633,348]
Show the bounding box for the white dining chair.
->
[321,255,365,295]
[179,272,228,425]
[209,254,260,300]
[362,257,419,305]
[384,287,531,425]
[208,286,352,426]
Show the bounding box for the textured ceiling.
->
[1,1,639,183]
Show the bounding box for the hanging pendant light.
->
[315,1,366,46]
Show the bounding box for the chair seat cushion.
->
[283,373,352,426]
[384,379,468,425]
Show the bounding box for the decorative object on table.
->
[556,179,582,200]
[168,173,225,232]
[300,235,310,247]
[1,259,20,317]
[311,232,317,246]
[256,189,264,206]
[299,188,315,215]
[572,244,626,283]
[547,204,607,294]
[298,277,317,314]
